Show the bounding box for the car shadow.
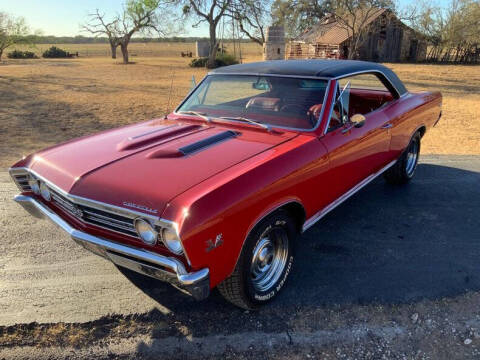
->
[120,161,480,314]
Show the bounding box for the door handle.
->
[382,123,393,129]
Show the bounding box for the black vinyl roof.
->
[209,59,407,96]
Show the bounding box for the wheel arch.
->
[246,199,306,237]
[416,125,427,138]
[226,199,306,279]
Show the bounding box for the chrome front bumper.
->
[14,194,210,300]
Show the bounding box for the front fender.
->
[162,135,326,288]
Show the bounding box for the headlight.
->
[134,218,157,245]
[28,176,40,194]
[39,182,51,201]
[162,228,183,254]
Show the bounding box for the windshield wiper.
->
[219,116,270,131]
[178,110,211,123]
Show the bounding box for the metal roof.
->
[293,8,387,45]
[209,59,407,95]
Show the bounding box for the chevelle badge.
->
[122,201,158,214]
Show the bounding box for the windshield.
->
[177,75,329,130]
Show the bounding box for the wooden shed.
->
[287,9,426,62]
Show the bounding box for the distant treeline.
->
[23,35,254,44]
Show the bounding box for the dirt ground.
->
[1,43,479,169]
[1,45,480,359]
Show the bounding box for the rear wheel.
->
[218,210,296,309]
[384,132,421,185]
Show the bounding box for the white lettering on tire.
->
[253,256,293,301]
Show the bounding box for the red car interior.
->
[349,88,394,116]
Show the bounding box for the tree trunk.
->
[348,36,358,60]
[110,42,117,59]
[0,48,3,61]
[207,23,218,69]
[120,41,129,64]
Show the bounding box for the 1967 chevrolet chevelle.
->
[10,60,442,309]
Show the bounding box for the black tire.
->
[217,210,296,310]
[384,132,421,185]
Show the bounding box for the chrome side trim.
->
[13,194,210,299]
[302,160,397,232]
[174,75,333,134]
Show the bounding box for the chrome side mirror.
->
[351,113,366,128]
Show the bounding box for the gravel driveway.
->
[1,155,479,359]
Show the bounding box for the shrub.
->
[189,57,208,68]
[189,53,239,68]
[42,46,73,58]
[7,50,38,59]
[215,53,239,67]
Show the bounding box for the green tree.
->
[228,0,272,45]
[271,0,329,38]
[0,12,30,61]
[182,0,232,68]
[84,0,176,64]
[330,0,395,59]
[412,0,480,63]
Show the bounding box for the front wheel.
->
[218,210,296,309]
[384,132,421,185]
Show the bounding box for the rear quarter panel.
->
[384,91,442,157]
[162,134,330,287]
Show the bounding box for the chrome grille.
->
[49,188,139,238]
[12,174,32,192]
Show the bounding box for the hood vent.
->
[179,130,238,156]
[117,124,202,151]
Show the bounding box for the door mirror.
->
[351,113,366,128]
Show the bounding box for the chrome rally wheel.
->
[405,136,419,178]
[384,131,422,185]
[250,228,289,293]
[218,210,296,309]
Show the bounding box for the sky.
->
[0,0,448,38]
[0,0,208,37]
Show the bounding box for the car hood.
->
[28,118,296,215]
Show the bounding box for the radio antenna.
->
[164,66,175,119]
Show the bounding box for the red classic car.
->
[10,60,442,309]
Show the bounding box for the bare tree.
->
[330,0,395,59]
[84,0,175,64]
[0,12,29,61]
[82,10,121,59]
[182,0,232,68]
[228,0,271,45]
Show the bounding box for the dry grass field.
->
[0,42,479,169]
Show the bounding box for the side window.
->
[338,74,389,92]
[337,73,395,116]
